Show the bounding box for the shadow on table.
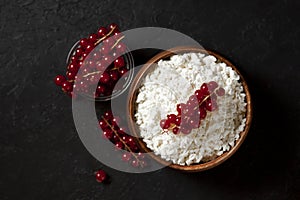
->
[185,74,298,198]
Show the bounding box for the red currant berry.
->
[167,114,177,123]
[70,55,78,63]
[176,104,183,115]
[111,51,118,59]
[189,118,199,129]
[115,141,124,150]
[108,23,119,31]
[119,134,127,142]
[211,93,217,101]
[97,85,106,94]
[75,48,83,57]
[62,81,73,92]
[137,152,145,159]
[131,159,139,168]
[194,89,201,98]
[131,145,139,153]
[112,31,123,40]
[101,44,111,54]
[88,33,98,44]
[173,127,180,134]
[181,126,192,134]
[119,67,128,76]
[78,60,84,66]
[103,111,113,120]
[114,57,125,68]
[187,98,197,109]
[118,126,127,133]
[79,38,90,49]
[207,81,218,91]
[103,37,115,48]
[92,52,101,60]
[189,95,198,103]
[211,100,218,111]
[205,99,213,111]
[112,116,121,125]
[139,160,147,168]
[122,152,132,162]
[67,71,76,80]
[87,60,96,68]
[88,75,99,84]
[85,44,94,53]
[100,72,110,84]
[127,137,136,147]
[216,87,225,96]
[199,106,207,119]
[200,83,209,95]
[117,129,126,136]
[96,61,106,71]
[99,119,108,129]
[81,53,88,61]
[112,134,119,142]
[54,75,66,86]
[102,129,113,140]
[68,63,79,73]
[110,70,119,81]
[184,107,195,117]
[160,119,166,129]
[97,27,108,37]
[160,119,170,129]
[195,89,205,102]
[95,170,106,183]
[103,55,113,66]
[175,117,181,126]
[115,42,126,54]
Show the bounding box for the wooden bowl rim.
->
[127,46,252,172]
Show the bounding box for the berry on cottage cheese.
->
[135,52,247,166]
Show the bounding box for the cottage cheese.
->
[135,52,247,165]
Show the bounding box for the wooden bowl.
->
[127,46,252,172]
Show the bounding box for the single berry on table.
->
[95,170,107,183]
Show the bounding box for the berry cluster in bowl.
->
[54,23,134,101]
[160,81,225,135]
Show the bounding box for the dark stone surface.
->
[1,0,299,199]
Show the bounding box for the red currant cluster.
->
[99,111,147,168]
[160,81,225,135]
[54,23,131,99]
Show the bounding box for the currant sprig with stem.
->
[100,112,146,168]
[94,24,118,46]
[160,81,225,135]
[54,23,129,98]
[82,36,125,79]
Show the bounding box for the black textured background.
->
[1,0,300,199]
